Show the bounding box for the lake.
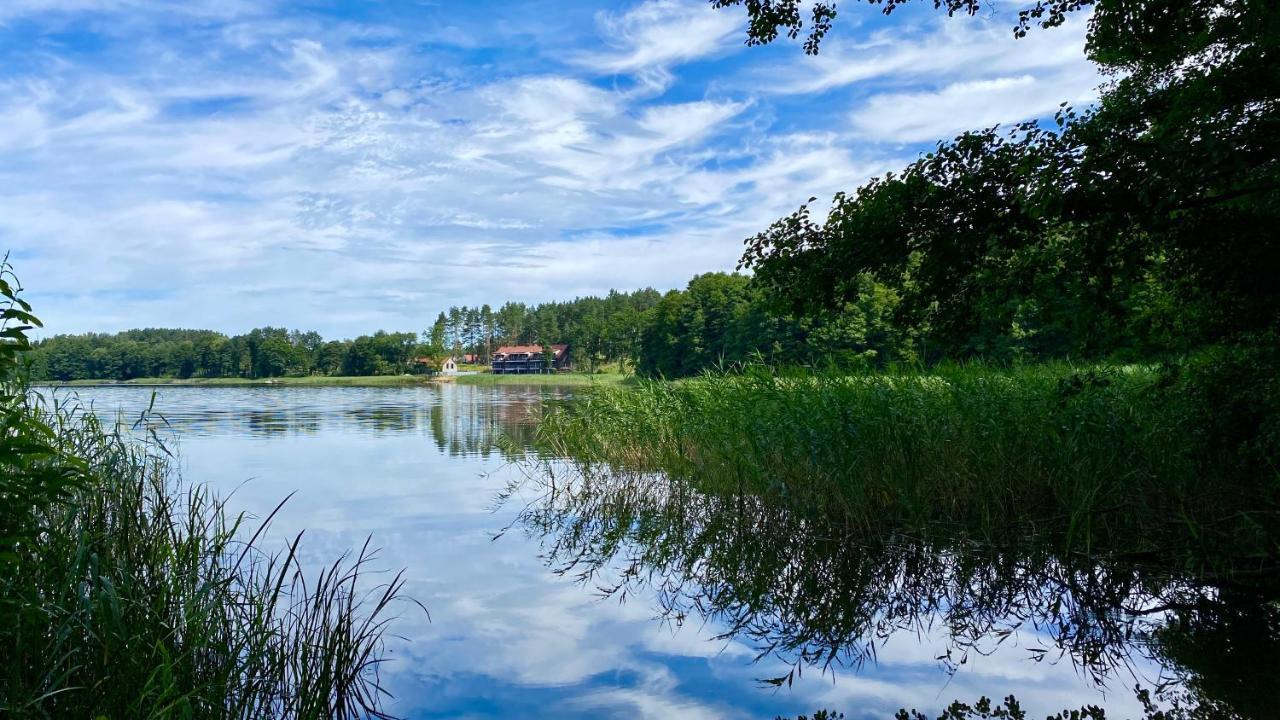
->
[58,384,1170,719]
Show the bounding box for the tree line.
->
[29,327,423,381]
[24,275,906,381]
[25,288,670,381]
[26,253,1216,383]
[427,289,662,372]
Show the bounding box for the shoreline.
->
[44,372,633,388]
[445,372,631,387]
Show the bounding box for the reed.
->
[1,389,419,719]
[534,362,1280,578]
[1,261,421,718]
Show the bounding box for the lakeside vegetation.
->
[516,424,1269,718]
[514,1,1280,718]
[1,269,415,716]
[536,363,1278,578]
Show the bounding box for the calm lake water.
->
[58,384,1169,719]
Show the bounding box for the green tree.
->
[728,0,1279,362]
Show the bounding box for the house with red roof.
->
[490,344,570,374]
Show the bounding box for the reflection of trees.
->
[344,406,419,433]
[510,465,1278,715]
[1154,593,1280,719]
[243,409,321,436]
[427,386,563,459]
[122,385,562,452]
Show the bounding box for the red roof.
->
[493,344,567,358]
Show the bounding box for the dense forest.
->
[425,289,662,372]
[23,270,986,382]
[29,327,423,381]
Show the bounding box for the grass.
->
[518,361,1280,719]
[450,372,632,387]
[534,362,1280,578]
[55,375,436,387]
[2,388,419,717]
[2,390,420,718]
[2,262,420,718]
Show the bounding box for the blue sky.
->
[0,0,1101,337]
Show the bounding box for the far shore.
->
[46,372,633,388]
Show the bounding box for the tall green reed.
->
[535,363,1279,580]
[1,260,421,719]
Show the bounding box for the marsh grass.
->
[535,363,1280,579]
[1,261,421,718]
[1,390,421,719]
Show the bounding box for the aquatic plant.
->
[512,435,1273,717]
[1,262,421,718]
[533,363,1280,578]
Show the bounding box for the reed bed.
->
[535,363,1280,578]
[2,263,418,718]
[1,392,418,719]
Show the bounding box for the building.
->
[490,344,570,374]
[410,357,438,375]
[441,357,458,375]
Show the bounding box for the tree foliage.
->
[29,327,426,381]
[637,272,908,377]
[428,289,663,372]
[728,0,1279,362]
[712,0,1092,55]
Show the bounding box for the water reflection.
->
[510,463,1280,717]
[65,384,559,455]
[52,384,1236,719]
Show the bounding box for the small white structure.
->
[441,357,458,376]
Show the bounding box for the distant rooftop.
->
[492,344,567,358]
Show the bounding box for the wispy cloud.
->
[573,0,742,91]
[0,0,1101,337]
[849,67,1100,142]
[767,12,1096,96]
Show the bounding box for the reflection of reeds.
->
[534,364,1279,579]
[2,393,422,718]
[511,459,1209,690]
[522,362,1280,714]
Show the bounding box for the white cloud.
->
[0,0,267,25]
[0,0,1102,339]
[849,67,1100,142]
[575,0,742,77]
[770,12,1097,96]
